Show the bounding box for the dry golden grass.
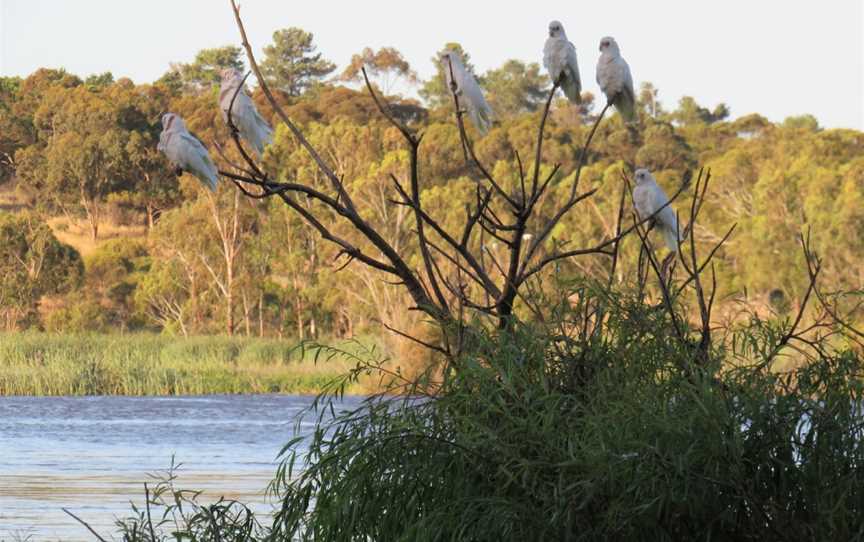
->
[46,216,147,257]
[0,186,147,256]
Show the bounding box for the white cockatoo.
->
[596,36,636,123]
[633,168,680,252]
[543,20,581,104]
[157,113,219,191]
[219,68,273,158]
[441,49,494,134]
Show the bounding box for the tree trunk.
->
[81,192,100,241]
[343,308,354,338]
[146,204,155,231]
[242,292,252,337]
[277,302,284,339]
[258,291,265,338]
[191,278,202,332]
[178,315,188,338]
[296,304,304,339]
[226,286,234,336]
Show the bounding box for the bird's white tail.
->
[561,78,582,104]
[471,107,493,135]
[663,225,681,252]
[615,94,637,124]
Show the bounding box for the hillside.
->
[1,44,862,342]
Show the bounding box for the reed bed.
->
[0,333,368,396]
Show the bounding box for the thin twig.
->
[760,231,822,368]
[362,68,448,312]
[632,212,685,341]
[529,84,559,198]
[63,508,109,542]
[519,103,611,275]
[145,482,157,541]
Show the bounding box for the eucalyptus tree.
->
[340,46,418,95]
[0,211,82,330]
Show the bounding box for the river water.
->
[0,394,363,541]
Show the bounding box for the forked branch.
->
[226,0,716,345]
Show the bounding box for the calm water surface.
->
[0,394,362,541]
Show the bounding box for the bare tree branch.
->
[361,67,448,312]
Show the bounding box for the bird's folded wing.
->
[178,132,206,151]
[566,43,581,87]
[621,59,635,102]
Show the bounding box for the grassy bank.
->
[0,333,371,396]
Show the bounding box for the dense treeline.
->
[1,29,861,339]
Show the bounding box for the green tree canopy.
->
[0,211,82,330]
[260,28,336,97]
[14,80,179,240]
[0,76,23,181]
[339,46,418,95]
[782,114,820,132]
[672,96,730,126]
[483,60,550,119]
[170,46,245,91]
[85,72,115,89]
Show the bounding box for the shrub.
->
[44,299,112,333]
[267,283,864,541]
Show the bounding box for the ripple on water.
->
[0,394,363,540]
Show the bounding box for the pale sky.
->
[1,0,862,129]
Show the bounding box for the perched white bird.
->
[219,68,273,158]
[543,21,582,104]
[441,50,494,134]
[596,36,636,123]
[157,113,219,191]
[633,168,680,252]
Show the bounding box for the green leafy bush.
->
[266,283,864,541]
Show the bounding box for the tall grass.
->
[0,333,371,395]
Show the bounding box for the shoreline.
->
[0,332,376,396]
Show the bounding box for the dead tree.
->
[221,1,699,357]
